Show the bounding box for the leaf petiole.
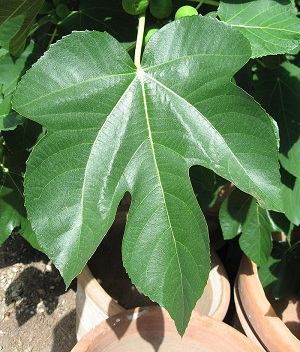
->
[134,11,146,69]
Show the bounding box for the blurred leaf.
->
[0,14,24,50]
[0,0,44,56]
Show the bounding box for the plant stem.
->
[289,239,300,252]
[134,12,146,69]
[205,0,219,6]
[190,0,219,6]
[47,27,57,50]
[195,0,205,11]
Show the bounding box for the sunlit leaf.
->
[218,0,300,58]
[13,16,283,334]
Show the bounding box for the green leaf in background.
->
[254,62,300,179]
[13,16,282,334]
[218,0,300,58]
[0,120,43,244]
[239,198,274,265]
[259,241,300,299]
[58,0,137,43]
[0,148,27,243]
[0,0,44,56]
[190,165,227,213]
[0,40,35,130]
[0,14,24,50]
[280,167,300,225]
[220,188,275,265]
[254,62,300,225]
[258,241,286,291]
[219,188,251,239]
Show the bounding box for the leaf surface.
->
[218,0,300,58]
[13,16,282,333]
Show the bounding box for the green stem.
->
[289,239,300,252]
[29,15,51,36]
[134,12,146,69]
[195,0,205,11]
[47,27,58,50]
[204,0,219,6]
[190,0,219,6]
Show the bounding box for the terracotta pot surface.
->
[235,255,300,352]
[71,306,261,352]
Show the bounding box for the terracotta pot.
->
[76,212,230,340]
[234,255,300,351]
[71,306,261,352]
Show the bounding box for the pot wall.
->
[234,255,300,352]
[72,306,262,352]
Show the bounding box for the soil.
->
[0,232,77,352]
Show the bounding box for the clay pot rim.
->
[77,247,230,321]
[71,306,261,352]
[234,255,300,351]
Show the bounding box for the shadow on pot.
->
[106,304,164,351]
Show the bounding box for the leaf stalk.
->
[134,12,146,69]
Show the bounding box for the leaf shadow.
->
[106,305,165,352]
[5,263,76,326]
[2,232,76,326]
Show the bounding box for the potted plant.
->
[1,0,300,337]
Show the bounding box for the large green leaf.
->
[0,0,44,56]
[13,16,282,334]
[254,62,300,179]
[218,0,300,58]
